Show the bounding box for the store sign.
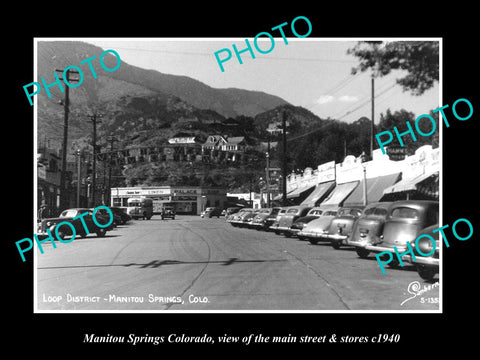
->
[317,161,335,183]
[386,146,406,161]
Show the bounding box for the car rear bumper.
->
[402,255,440,267]
[364,244,404,254]
[297,230,329,240]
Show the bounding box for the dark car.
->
[201,207,221,218]
[347,202,393,258]
[326,206,365,249]
[110,206,132,225]
[403,224,440,281]
[161,205,176,220]
[272,206,313,237]
[286,207,325,237]
[365,200,439,270]
[37,208,114,239]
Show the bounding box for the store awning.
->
[286,184,316,199]
[300,181,335,207]
[320,181,359,207]
[343,173,401,207]
[383,171,438,195]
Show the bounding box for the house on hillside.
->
[201,135,248,163]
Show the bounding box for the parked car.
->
[238,208,260,227]
[224,207,242,217]
[249,207,281,230]
[364,200,439,269]
[161,205,176,220]
[287,207,327,237]
[297,209,339,244]
[110,206,132,225]
[264,207,287,231]
[326,206,364,249]
[271,206,313,237]
[229,208,254,226]
[201,207,221,218]
[403,224,440,281]
[37,208,115,240]
[347,202,393,258]
[90,207,121,227]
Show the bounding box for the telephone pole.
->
[88,113,103,207]
[282,110,288,206]
[56,68,79,210]
[106,135,118,207]
[370,74,375,159]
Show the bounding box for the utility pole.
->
[88,113,103,207]
[56,68,79,210]
[265,137,271,208]
[75,149,82,207]
[106,135,118,207]
[370,74,375,159]
[282,110,288,206]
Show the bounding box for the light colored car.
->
[326,206,364,249]
[249,207,282,230]
[271,206,312,237]
[347,202,393,258]
[364,200,439,269]
[297,209,339,244]
[402,224,439,281]
[287,207,326,237]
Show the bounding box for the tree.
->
[348,41,439,95]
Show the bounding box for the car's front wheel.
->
[96,228,107,237]
[50,225,66,240]
[356,247,370,258]
[416,265,437,281]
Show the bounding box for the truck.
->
[127,197,153,220]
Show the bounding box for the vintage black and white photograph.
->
[33,37,441,312]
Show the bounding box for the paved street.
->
[36,216,440,311]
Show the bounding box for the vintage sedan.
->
[228,208,255,227]
[297,209,339,244]
[347,202,393,258]
[201,207,221,218]
[265,207,287,231]
[249,207,282,230]
[286,207,325,237]
[271,206,312,237]
[238,208,260,227]
[110,206,132,225]
[402,224,440,281]
[364,200,439,269]
[326,206,364,249]
[37,208,115,240]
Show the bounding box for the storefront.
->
[110,186,227,215]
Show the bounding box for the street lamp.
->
[360,151,368,206]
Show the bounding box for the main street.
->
[36,216,440,311]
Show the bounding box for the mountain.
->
[36,40,288,148]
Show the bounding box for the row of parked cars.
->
[37,206,133,240]
[225,200,439,282]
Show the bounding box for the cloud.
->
[316,95,335,104]
[338,95,359,102]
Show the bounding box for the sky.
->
[83,38,440,123]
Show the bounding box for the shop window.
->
[113,198,122,207]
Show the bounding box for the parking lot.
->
[36,215,440,311]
